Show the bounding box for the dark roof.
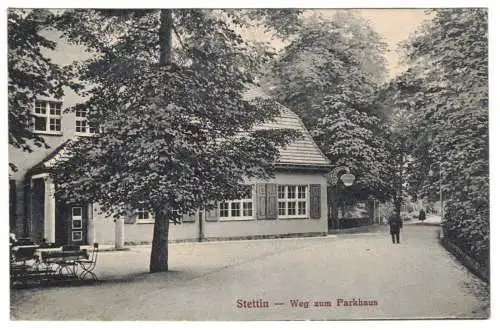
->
[27,136,81,176]
[30,89,331,175]
[244,87,331,168]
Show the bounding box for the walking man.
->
[388,211,403,244]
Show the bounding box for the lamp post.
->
[326,166,356,229]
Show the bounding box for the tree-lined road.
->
[11,224,489,320]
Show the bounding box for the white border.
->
[2,0,496,8]
[2,2,498,330]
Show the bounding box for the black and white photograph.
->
[5,1,492,323]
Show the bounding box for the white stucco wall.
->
[9,87,85,235]
[92,171,328,244]
[204,172,328,239]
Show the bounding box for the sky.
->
[243,9,430,79]
[352,9,429,77]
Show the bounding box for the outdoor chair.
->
[10,246,40,287]
[77,243,99,280]
[38,245,82,279]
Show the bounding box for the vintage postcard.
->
[6,4,490,322]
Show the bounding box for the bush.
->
[444,195,489,270]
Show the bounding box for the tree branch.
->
[172,24,188,52]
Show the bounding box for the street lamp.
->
[326,166,355,230]
[327,166,355,187]
[428,163,443,222]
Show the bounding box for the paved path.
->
[10,225,489,320]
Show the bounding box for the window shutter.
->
[182,212,197,223]
[265,184,278,220]
[205,204,219,222]
[256,183,267,220]
[309,184,321,219]
[124,205,137,224]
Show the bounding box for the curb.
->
[97,232,330,250]
[408,222,442,227]
[439,235,489,284]
[100,248,131,252]
[81,246,131,253]
[328,224,381,235]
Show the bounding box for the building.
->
[9,89,332,246]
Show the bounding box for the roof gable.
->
[30,88,331,174]
[245,87,331,167]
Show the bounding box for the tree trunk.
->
[148,9,174,274]
[159,9,173,66]
[149,209,170,272]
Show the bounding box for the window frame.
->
[134,206,185,224]
[136,204,155,224]
[32,100,62,134]
[278,185,309,219]
[75,109,97,136]
[218,185,255,221]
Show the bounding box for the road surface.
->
[10,224,489,320]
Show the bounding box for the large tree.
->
[263,11,388,125]
[8,9,80,171]
[51,9,301,272]
[376,70,429,218]
[263,11,392,225]
[390,9,488,267]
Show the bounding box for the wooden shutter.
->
[123,205,137,224]
[182,212,197,222]
[309,184,321,219]
[205,204,218,222]
[256,183,267,220]
[265,184,278,220]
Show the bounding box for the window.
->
[75,109,97,134]
[72,231,83,241]
[219,185,254,220]
[278,185,308,218]
[71,207,83,242]
[137,207,151,220]
[136,203,154,223]
[33,100,62,133]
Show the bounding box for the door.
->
[69,205,88,245]
[55,201,69,246]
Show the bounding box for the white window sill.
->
[219,217,255,221]
[33,131,63,136]
[278,216,309,220]
[75,132,96,137]
[136,219,155,224]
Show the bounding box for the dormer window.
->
[33,100,62,134]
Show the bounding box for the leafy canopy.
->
[8,9,81,171]
[386,9,488,266]
[264,10,392,203]
[51,9,301,218]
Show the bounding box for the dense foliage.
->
[388,9,488,268]
[50,9,301,271]
[264,11,393,213]
[8,9,80,171]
